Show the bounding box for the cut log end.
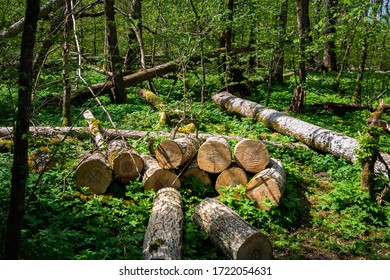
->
[107,139,144,184]
[143,169,181,190]
[215,166,247,198]
[112,152,143,184]
[247,178,282,210]
[179,158,212,185]
[234,139,269,173]
[75,153,113,194]
[237,232,273,260]
[246,159,286,210]
[197,137,231,173]
[156,138,199,170]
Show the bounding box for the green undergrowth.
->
[0,70,389,259]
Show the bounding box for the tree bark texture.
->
[141,154,181,190]
[197,136,232,174]
[271,0,288,84]
[323,0,338,72]
[142,187,183,260]
[104,0,127,104]
[156,137,200,170]
[3,0,40,260]
[62,0,72,126]
[234,139,269,173]
[246,158,286,210]
[83,110,105,148]
[212,91,389,178]
[107,139,144,184]
[289,85,306,113]
[192,198,273,260]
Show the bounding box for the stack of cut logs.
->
[75,111,284,260]
[75,111,286,210]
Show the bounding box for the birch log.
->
[156,137,200,170]
[212,91,389,177]
[141,154,181,190]
[107,139,143,184]
[192,198,273,260]
[233,139,270,173]
[142,188,183,260]
[246,158,286,210]
[197,136,232,173]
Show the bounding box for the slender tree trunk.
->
[62,0,72,126]
[353,28,369,103]
[333,38,352,92]
[224,0,234,91]
[104,0,127,104]
[189,0,206,103]
[33,10,65,87]
[295,0,308,83]
[271,0,288,84]
[3,0,40,260]
[323,0,338,72]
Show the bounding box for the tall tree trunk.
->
[62,0,72,126]
[224,0,234,91]
[104,0,127,104]
[295,0,307,83]
[124,0,142,70]
[3,0,40,260]
[323,0,338,72]
[271,0,288,84]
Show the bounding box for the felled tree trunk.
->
[215,166,248,198]
[246,159,286,210]
[197,136,232,173]
[83,110,105,148]
[142,187,183,260]
[156,137,200,170]
[107,139,143,184]
[137,88,169,127]
[141,154,180,190]
[233,139,269,173]
[75,152,113,194]
[179,158,211,185]
[192,198,273,260]
[212,91,389,177]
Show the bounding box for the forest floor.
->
[0,70,389,260]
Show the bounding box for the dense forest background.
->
[0,0,389,260]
